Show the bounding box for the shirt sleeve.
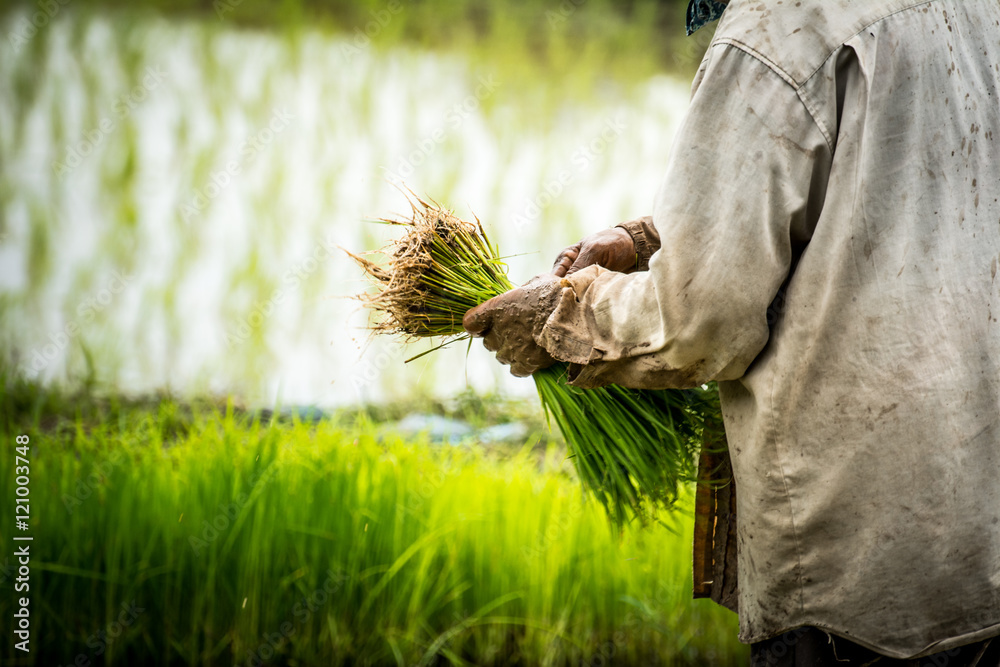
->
[536,44,832,389]
[615,216,661,271]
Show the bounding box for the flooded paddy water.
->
[0,8,692,407]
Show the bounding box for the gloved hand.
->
[551,227,636,277]
[462,274,563,377]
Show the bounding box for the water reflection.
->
[0,9,691,406]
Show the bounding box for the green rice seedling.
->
[0,385,747,666]
[349,195,723,525]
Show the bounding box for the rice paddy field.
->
[0,1,748,664]
[0,2,702,407]
[0,379,746,665]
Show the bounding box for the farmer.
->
[463,0,1000,664]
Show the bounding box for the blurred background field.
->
[0,0,744,664]
[0,0,714,406]
[0,377,745,665]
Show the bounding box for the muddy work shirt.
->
[536,0,1000,658]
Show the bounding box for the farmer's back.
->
[467,0,1000,657]
[686,0,1000,656]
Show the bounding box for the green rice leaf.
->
[348,194,725,525]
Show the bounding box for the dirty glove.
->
[462,274,563,377]
[551,227,636,277]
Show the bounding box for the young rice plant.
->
[349,195,722,525]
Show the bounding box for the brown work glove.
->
[551,227,637,277]
[462,274,563,377]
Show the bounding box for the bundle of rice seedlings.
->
[349,194,722,525]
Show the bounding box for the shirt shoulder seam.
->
[712,37,798,89]
[798,0,935,84]
[707,39,836,153]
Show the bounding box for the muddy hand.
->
[462,275,562,377]
[551,227,636,278]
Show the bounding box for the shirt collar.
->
[686,0,728,36]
